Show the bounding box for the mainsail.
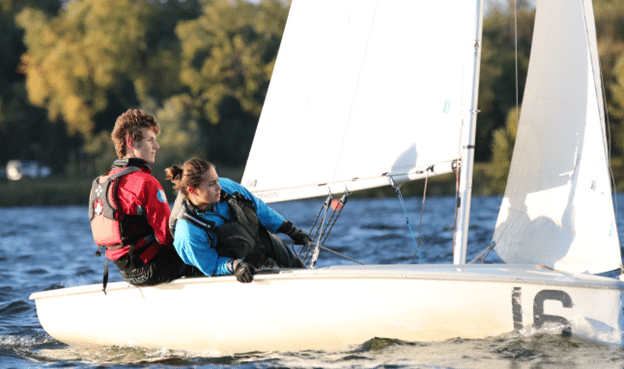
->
[242,0,483,203]
[493,0,621,274]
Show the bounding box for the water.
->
[2,195,624,368]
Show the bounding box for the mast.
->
[453,0,485,265]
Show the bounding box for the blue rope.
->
[390,178,423,264]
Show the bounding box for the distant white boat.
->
[30,0,624,354]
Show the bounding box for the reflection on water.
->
[2,196,624,368]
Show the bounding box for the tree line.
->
[1,0,624,194]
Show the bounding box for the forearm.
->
[277,220,312,245]
[174,221,225,276]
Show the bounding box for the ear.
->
[126,136,135,150]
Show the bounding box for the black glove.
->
[278,221,312,245]
[228,259,253,283]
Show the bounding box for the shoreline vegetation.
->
[2,161,624,207]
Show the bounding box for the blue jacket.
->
[173,178,285,276]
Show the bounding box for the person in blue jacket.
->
[165,158,308,283]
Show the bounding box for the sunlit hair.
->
[111,109,160,158]
[165,159,214,199]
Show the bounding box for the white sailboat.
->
[30,0,624,354]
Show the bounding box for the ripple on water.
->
[0,300,31,316]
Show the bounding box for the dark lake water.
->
[2,194,624,368]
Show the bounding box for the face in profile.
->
[131,128,160,164]
[189,167,222,209]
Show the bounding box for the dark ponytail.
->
[165,165,184,182]
[165,159,213,199]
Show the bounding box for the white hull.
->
[30,264,624,353]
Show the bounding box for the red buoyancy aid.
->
[88,165,154,253]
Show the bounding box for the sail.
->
[241,0,483,203]
[494,0,621,274]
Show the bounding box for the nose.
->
[154,140,160,150]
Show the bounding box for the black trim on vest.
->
[111,158,151,170]
[180,201,217,232]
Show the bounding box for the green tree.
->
[0,0,71,172]
[133,0,203,105]
[15,0,204,176]
[148,94,205,172]
[175,0,288,165]
[595,0,624,88]
[594,0,624,157]
[177,0,287,123]
[489,107,519,194]
[478,0,533,162]
[16,0,153,136]
[611,54,624,155]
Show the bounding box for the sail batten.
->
[493,0,621,274]
[242,0,483,203]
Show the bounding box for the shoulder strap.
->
[178,201,217,232]
[109,166,142,181]
[89,166,143,221]
[227,191,254,206]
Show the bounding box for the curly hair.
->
[111,109,160,158]
[165,159,214,199]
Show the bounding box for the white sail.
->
[242,0,483,203]
[494,0,621,274]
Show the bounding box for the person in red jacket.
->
[88,109,199,289]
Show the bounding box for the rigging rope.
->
[469,241,495,264]
[314,244,363,265]
[389,177,423,264]
[298,191,351,268]
[417,170,430,251]
[320,193,349,247]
